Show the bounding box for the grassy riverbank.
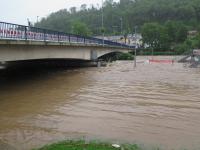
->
[33,140,145,150]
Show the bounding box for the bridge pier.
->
[0,61,6,69]
[96,60,101,68]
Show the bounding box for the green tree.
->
[80,4,87,11]
[141,23,170,50]
[72,21,91,36]
[175,23,188,43]
[165,21,178,43]
[191,33,200,48]
[165,21,188,50]
[70,7,77,14]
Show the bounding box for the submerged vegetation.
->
[117,53,134,60]
[33,140,149,150]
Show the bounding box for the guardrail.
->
[0,21,133,49]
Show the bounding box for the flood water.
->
[0,56,200,150]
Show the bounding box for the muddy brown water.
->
[0,56,200,150]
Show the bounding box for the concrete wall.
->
[0,40,130,62]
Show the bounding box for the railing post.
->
[58,32,60,42]
[84,37,86,44]
[25,26,27,40]
[69,34,71,43]
[44,29,46,41]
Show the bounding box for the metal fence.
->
[0,21,133,49]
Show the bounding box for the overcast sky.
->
[1,0,119,25]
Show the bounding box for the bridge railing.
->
[0,21,134,49]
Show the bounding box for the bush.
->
[174,43,189,54]
[117,53,134,60]
[138,50,176,55]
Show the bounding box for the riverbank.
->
[33,140,145,150]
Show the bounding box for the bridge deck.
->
[0,39,129,50]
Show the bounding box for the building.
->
[95,34,142,47]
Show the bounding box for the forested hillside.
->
[35,0,200,35]
[35,0,200,52]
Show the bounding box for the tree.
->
[141,23,170,50]
[191,33,200,48]
[165,21,178,43]
[80,4,87,11]
[72,21,91,36]
[70,7,77,14]
[165,21,188,48]
[175,23,188,43]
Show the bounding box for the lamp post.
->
[37,16,39,23]
[101,0,104,46]
[134,26,137,68]
[120,17,123,35]
[27,18,31,27]
[151,42,154,60]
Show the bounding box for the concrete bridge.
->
[0,22,133,68]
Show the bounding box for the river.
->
[0,56,200,150]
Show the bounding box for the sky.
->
[1,0,119,25]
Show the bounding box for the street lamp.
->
[27,18,31,26]
[134,26,137,68]
[101,0,104,46]
[120,17,123,35]
[37,16,39,23]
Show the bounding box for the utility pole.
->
[102,0,104,47]
[120,17,123,35]
[134,26,137,68]
[152,45,154,60]
[37,16,39,23]
[27,18,31,26]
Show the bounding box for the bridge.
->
[0,22,133,68]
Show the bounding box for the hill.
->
[35,0,200,35]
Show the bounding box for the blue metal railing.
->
[0,21,134,49]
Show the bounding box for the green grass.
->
[138,51,177,56]
[33,140,143,150]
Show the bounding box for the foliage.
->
[141,21,190,52]
[173,33,200,54]
[191,33,200,48]
[174,43,190,54]
[141,23,170,50]
[165,21,188,43]
[138,51,176,56]
[117,53,134,60]
[33,140,143,150]
[72,21,91,36]
[35,0,200,35]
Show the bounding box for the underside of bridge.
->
[3,59,89,68]
[1,52,124,69]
